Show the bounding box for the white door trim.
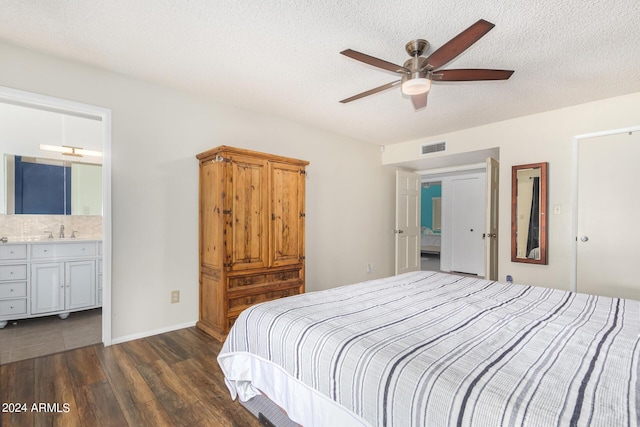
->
[0,85,113,346]
[570,125,640,293]
[484,158,499,280]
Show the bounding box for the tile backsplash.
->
[0,215,102,241]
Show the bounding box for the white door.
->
[66,261,96,310]
[31,262,65,314]
[395,170,421,275]
[577,131,640,300]
[484,158,499,280]
[451,175,485,275]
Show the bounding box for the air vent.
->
[421,141,446,155]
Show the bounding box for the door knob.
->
[580,236,589,242]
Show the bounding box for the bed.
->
[420,231,441,254]
[218,271,640,427]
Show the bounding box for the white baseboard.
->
[109,320,198,345]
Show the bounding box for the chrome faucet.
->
[59,224,65,239]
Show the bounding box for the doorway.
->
[0,86,112,363]
[572,126,640,300]
[420,180,442,272]
[420,169,487,277]
[393,152,499,279]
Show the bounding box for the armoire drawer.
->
[227,268,303,291]
[227,286,301,314]
[0,264,28,281]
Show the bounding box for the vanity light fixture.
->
[38,144,102,158]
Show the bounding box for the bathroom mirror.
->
[4,154,102,215]
[511,162,547,264]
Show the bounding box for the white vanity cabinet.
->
[31,260,96,315]
[0,240,102,328]
[0,244,29,325]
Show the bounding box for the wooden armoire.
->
[196,146,308,341]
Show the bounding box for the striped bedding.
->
[218,271,640,427]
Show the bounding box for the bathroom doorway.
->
[0,86,112,364]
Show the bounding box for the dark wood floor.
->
[1,327,262,426]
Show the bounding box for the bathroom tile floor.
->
[0,308,101,365]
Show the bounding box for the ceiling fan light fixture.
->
[401,77,431,95]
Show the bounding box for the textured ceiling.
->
[1,0,639,145]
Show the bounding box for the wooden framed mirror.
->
[511,162,548,264]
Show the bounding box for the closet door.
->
[226,154,269,270]
[270,162,305,267]
[450,174,485,275]
[577,131,640,300]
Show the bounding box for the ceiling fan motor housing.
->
[402,57,431,86]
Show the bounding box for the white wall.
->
[0,41,396,342]
[382,92,640,290]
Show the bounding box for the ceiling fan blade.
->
[433,69,514,81]
[341,49,410,74]
[423,19,495,71]
[340,80,402,103]
[411,92,428,110]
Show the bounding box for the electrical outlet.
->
[171,290,180,304]
[366,263,374,274]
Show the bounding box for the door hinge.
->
[300,212,306,218]
[300,169,307,175]
[394,229,404,234]
[299,256,306,261]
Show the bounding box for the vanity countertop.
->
[1,237,102,244]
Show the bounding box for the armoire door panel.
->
[227,155,269,270]
[270,162,304,267]
[200,160,223,269]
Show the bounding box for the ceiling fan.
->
[339,19,514,110]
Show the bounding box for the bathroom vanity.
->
[0,239,102,328]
